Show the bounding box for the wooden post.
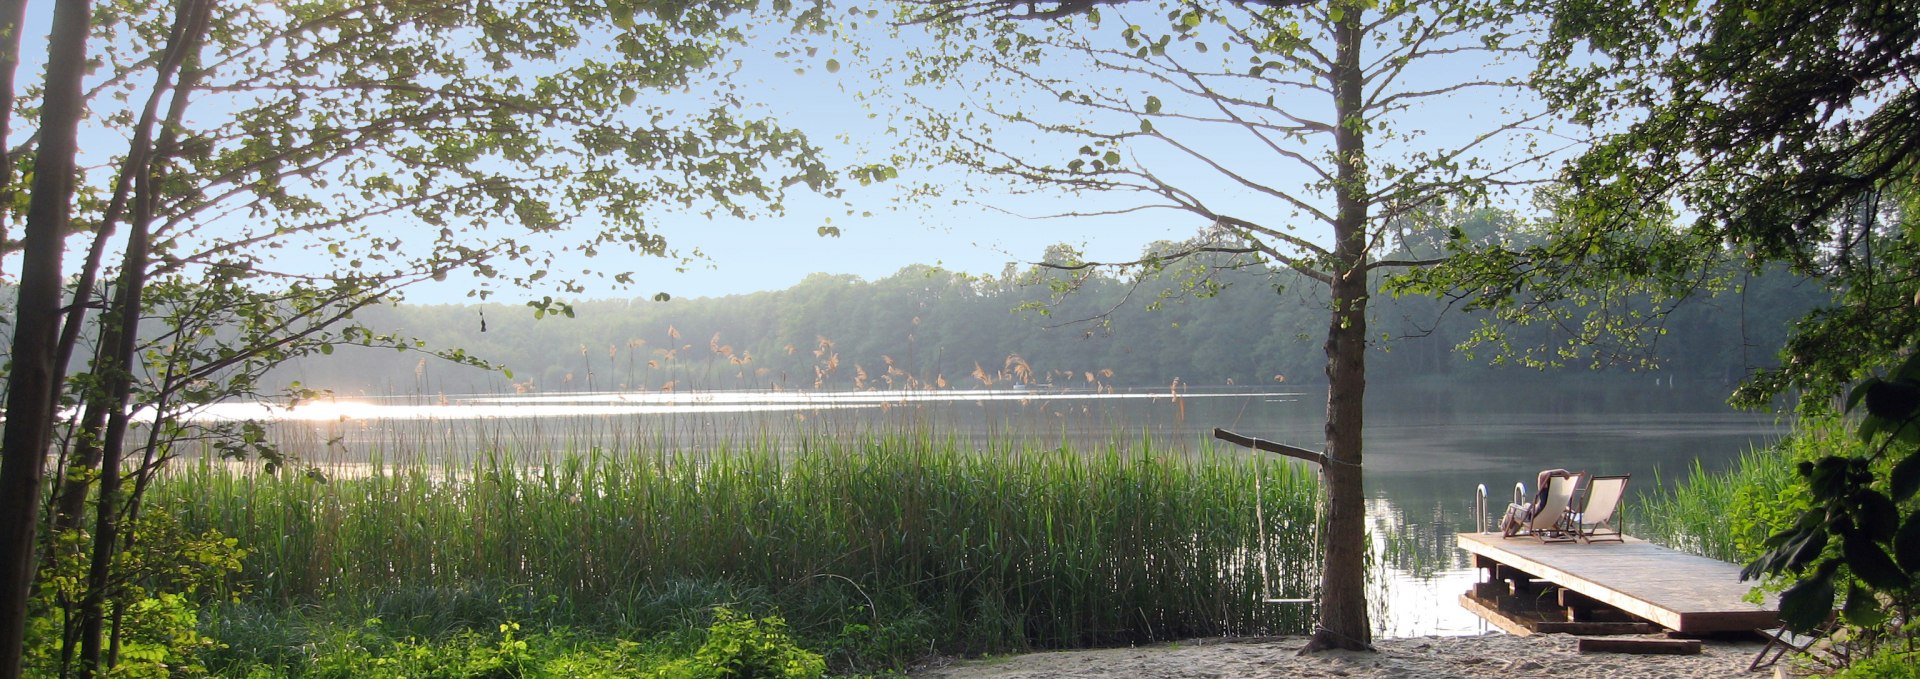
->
[1577,638,1702,655]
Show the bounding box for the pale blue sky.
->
[8,2,1566,306]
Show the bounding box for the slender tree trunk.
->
[0,0,29,250]
[1303,1,1374,653]
[71,4,212,673]
[49,0,210,538]
[0,1,95,677]
[75,254,147,678]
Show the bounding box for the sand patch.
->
[913,633,1770,678]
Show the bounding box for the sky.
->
[6,1,1566,307]
[504,4,1559,306]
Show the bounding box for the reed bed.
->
[1632,440,1809,563]
[155,433,1320,656]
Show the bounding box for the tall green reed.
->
[155,432,1319,654]
[1633,414,1843,563]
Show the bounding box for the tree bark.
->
[1302,1,1374,653]
[0,0,29,250]
[0,1,95,677]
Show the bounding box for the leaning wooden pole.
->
[1213,428,1327,466]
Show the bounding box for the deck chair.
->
[1750,616,1843,672]
[1503,472,1580,541]
[1571,475,1629,543]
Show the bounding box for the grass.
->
[151,431,1321,674]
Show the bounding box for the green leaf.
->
[1893,511,1920,576]
[1808,456,1851,499]
[1842,583,1888,628]
[1145,96,1162,114]
[620,88,636,106]
[1182,12,1200,28]
[826,59,841,73]
[1858,416,1884,442]
[318,344,333,355]
[1842,532,1908,591]
[1865,380,1920,421]
[1891,452,1920,501]
[1139,119,1154,133]
[1856,489,1902,542]
[1847,379,1876,412]
[1328,6,1345,23]
[1786,527,1829,571]
[1102,151,1121,165]
[1896,351,1920,381]
[1777,573,1835,633]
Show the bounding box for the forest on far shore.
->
[280,240,1828,398]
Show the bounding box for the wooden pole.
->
[1212,428,1327,466]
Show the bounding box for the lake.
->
[199,380,1788,639]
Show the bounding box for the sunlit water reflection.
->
[185,382,1785,638]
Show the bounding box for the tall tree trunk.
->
[0,1,95,677]
[0,0,29,250]
[1303,1,1374,653]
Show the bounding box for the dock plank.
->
[1455,532,1779,634]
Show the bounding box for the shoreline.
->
[912,633,1772,678]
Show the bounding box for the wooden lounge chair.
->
[1504,472,1580,541]
[1571,474,1629,543]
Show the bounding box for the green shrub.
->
[670,608,825,679]
[24,512,244,678]
[1833,645,1920,679]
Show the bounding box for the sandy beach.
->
[914,633,1774,678]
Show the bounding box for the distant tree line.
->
[275,232,1828,398]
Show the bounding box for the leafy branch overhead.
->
[891,0,1560,289]
[1397,0,1919,403]
[38,0,841,302]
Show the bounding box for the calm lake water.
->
[200,381,1787,639]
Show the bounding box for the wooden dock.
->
[1456,532,1779,635]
